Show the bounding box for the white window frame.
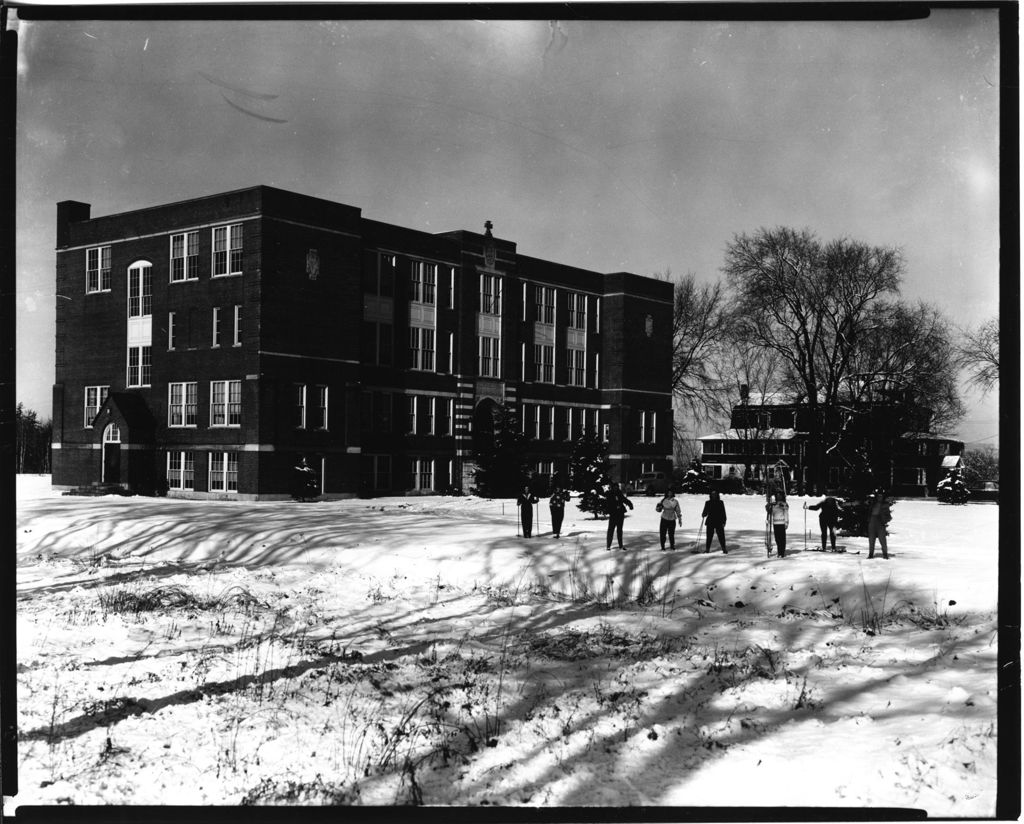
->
[520,342,526,382]
[442,398,454,436]
[170,231,199,282]
[127,262,152,318]
[166,450,195,490]
[410,260,437,304]
[448,267,457,309]
[209,451,239,493]
[594,353,600,389]
[448,331,454,374]
[567,292,587,330]
[86,246,111,294]
[534,343,554,384]
[407,394,418,434]
[212,223,243,277]
[536,286,556,324]
[479,273,502,315]
[294,384,307,429]
[567,347,585,387]
[315,385,328,430]
[210,379,241,427]
[127,345,151,388]
[410,327,436,372]
[84,385,109,427]
[168,382,198,427]
[478,335,500,378]
[233,305,242,347]
[212,306,222,348]
[168,312,177,350]
[410,457,434,492]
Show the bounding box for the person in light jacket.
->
[766,492,790,558]
[701,490,728,554]
[655,489,683,551]
[548,485,570,539]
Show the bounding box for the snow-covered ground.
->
[12,475,999,812]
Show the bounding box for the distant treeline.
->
[16,403,52,474]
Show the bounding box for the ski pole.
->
[694,517,706,552]
[803,502,807,551]
[516,503,521,538]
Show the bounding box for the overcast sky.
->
[13,11,1002,446]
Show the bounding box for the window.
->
[585,408,598,436]
[209,451,238,492]
[167,451,195,490]
[448,267,457,309]
[522,403,536,438]
[367,254,396,296]
[168,382,198,427]
[480,273,502,315]
[233,305,242,346]
[534,344,554,383]
[407,395,418,434]
[86,246,112,293]
[361,391,394,433]
[938,443,949,456]
[410,327,435,371]
[567,292,587,330]
[478,335,500,378]
[127,346,151,387]
[84,386,109,427]
[702,441,723,454]
[535,286,555,324]
[520,342,526,382]
[638,411,657,444]
[313,386,328,430]
[567,348,586,387]
[213,224,243,277]
[411,261,437,304]
[537,405,550,440]
[425,397,435,435]
[170,232,199,282]
[521,282,528,321]
[602,423,610,442]
[559,406,572,441]
[363,321,394,366]
[128,263,152,317]
[168,312,177,350]
[536,460,554,479]
[410,458,434,491]
[595,297,601,329]
[594,353,600,389]
[212,307,222,347]
[363,454,392,491]
[448,331,454,374]
[211,380,241,427]
[294,384,307,428]
[439,398,454,436]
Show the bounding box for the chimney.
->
[56,201,91,248]
[739,383,749,404]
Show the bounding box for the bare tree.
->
[723,227,903,493]
[958,314,999,395]
[668,272,728,424]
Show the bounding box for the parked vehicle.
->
[968,480,999,503]
[628,472,671,496]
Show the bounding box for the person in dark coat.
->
[517,485,539,538]
[701,490,728,554]
[293,456,318,500]
[604,482,634,550]
[807,495,843,552]
[549,485,570,538]
[766,492,790,558]
[867,488,892,559]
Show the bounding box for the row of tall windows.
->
[167,307,241,351]
[521,404,601,441]
[166,450,237,492]
[86,224,244,296]
[361,455,454,493]
[166,380,242,427]
[360,391,455,436]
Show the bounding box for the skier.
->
[655,488,683,551]
[548,485,570,539]
[807,494,843,552]
[701,489,728,554]
[766,492,790,558]
[867,488,892,559]
[604,481,634,551]
[517,485,539,538]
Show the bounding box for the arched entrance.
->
[101,423,121,484]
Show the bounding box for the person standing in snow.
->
[701,490,728,554]
[655,489,683,551]
[548,485,569,538]
[517,485,539,538]
[867,488,892,559]
[604,481,634,550]
[766,492,790,557]
[807,495,843,552]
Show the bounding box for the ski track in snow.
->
[12,477,999,812]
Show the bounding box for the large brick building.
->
[52,186,673,499]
